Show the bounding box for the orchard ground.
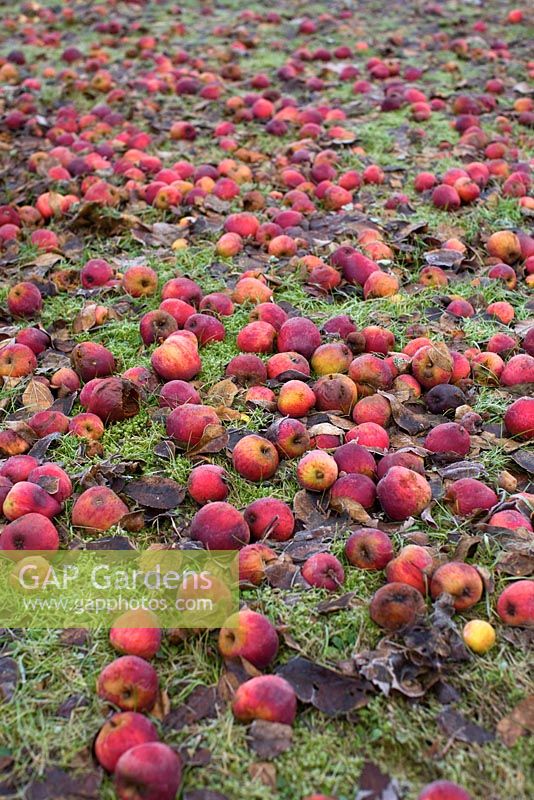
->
[0,1,533,799]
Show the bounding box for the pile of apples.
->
[1,2,533,798]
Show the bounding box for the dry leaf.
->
[207,379,238,407]
[22,379,54,413]
[248,762,276,788]
[497,696,534,746]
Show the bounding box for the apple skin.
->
[0,343,38,378]
[166,404,220,449]
[232,434,279,481]
[376,466,432,521]
[159,380,201,409]
[265,417,311,459]
[244,497,294,541]
[97,656,159,712]
[71,341,115,382]
[3,481,62,520]
[7,281,43,317]
[277,317,322,360]
[345,528,393,569]
[496,580,534,627]
[385,544,434,595]
[297,450,338,491]
[430,562,483,611]
[71,486,128,531]
[0,455,39,483]
[462,620,496,654]
[94,711,159,772]
[110,609,162,660]
[301,552,345,590]
[0,513,59,552]
[238,543,277,585]
[278,379,316,417]
[27,463,72,503]
[114,742,182,800]
[187,464,229,504]
[218,608,279,668]
[417,780,472,800]
[232,675,297,725]
[151,336,201,382]
[370,582,426,630]
[189,501,250,550]
[139,310,177,346]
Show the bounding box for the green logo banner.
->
[0,550,239,629]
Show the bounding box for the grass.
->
[1,0,533,799]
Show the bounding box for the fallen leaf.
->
[27,431,62,460]
[292,490,330,526]
[437,708,494,744]
[276,656,372,716]
[179,747,211,767]
[164,686,219,730]
[206,379,238,407]
[58,629,89,647]
[248,762,276,788]
[247,720,293,758]
[22,379,54,413]
[0,658,18,704]
[316,592,360,614]
[264,557,305,589]
[329,495,373,523]
[56,694,89,718]
[497,696,534,746]
[355,760,401,800]
[124,477,185,510]
[186,424,229,456]
[380,392,446,435]
[510,449,534,474]
[26,767,101,800]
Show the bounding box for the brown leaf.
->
[264,557,306,590]
[248,762,276,788]
[496,552,534,577]
[217,658,262,702]
[178,746,211,767]
[247,720,293,758]
[292,490,329,526]
[148,689,170,721]
[510,449,534,474]
[355,761,401,800]
[276,657,372,716]
[0,657,18,704]
[380,392,445,435]
[437,708,494,744]
[497,696,534,746]
[329,495,373,524]
[316,592,360,614]
[58,629,89,648]
[56,694,89,719]
[206,379,238,408]
[424,249,463,268]
[283,527,334,562]
[124,477,185,510]
[22,379,54,413]
[186,424,229,456]
[452,534,481,562]
[28,431,62,460]
[164,686,219,730]
[26,767,101,799]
